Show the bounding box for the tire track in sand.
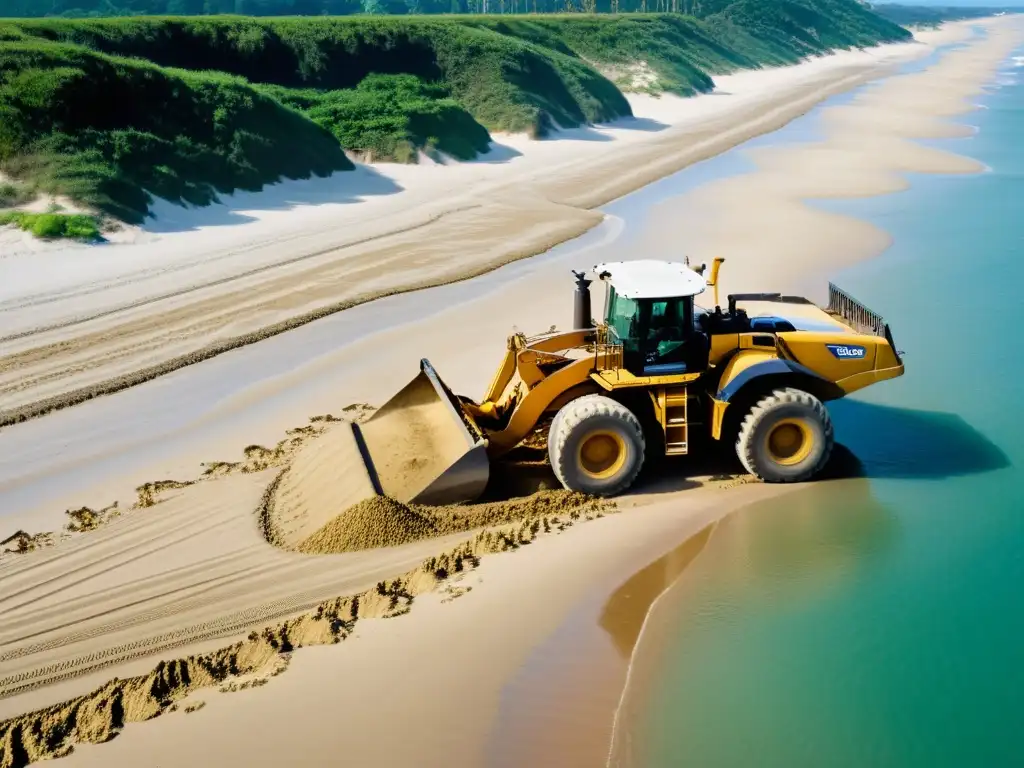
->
[0,469,475,705]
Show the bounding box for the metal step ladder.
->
[661,387,689,456]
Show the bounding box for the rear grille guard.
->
[827,283,885,335]
[827,283,902,364]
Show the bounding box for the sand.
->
[0,16,1020,768]
[0,33,955,428]
[0,470,478,704]
[296,490,610,555]
[266,421,378,549]
[0,438,615,766]
[25,481,791,768]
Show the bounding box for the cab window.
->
[606,288,638,348]
[646,298,687,348]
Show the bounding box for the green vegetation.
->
[870,4,1020,29]
[0,3,913,225]
[265,74,492,161]
[0,38,353,222]
[0,180,33,206]
[0,210,101,239]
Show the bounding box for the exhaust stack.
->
[573,270,593,329]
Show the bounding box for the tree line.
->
[1,0,723,17]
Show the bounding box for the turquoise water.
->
[627,50,1024,768]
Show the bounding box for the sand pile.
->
[299,496,438,553]
[298,489,609,555]
[0,489,614,768]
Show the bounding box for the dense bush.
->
[0,40,352,222]
[0,17,634,131]
[0,180,33,205]
[266,74,492,160]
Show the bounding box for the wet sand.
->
[487,517,720,768]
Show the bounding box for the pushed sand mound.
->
[263,418,380,549]
[267,400,587,555]
[298,490,606,555]
[299,496,438,553]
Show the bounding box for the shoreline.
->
[0,33,956,430]
[599,19,1024,768]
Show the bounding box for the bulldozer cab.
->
[598,261,709,377]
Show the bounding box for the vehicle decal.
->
[826,344,867,360]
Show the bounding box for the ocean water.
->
[622,48,1024,768]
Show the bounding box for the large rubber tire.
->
[736,388,834,483]
[548,394,645,496]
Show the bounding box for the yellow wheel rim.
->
[765,418,814,467]
[577,430,627,480]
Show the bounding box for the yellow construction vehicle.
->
[346,259,904,505]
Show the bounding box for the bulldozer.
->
[344,258,904,506]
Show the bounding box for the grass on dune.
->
[0,210,101,239]
[0,5,913,225]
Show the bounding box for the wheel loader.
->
[344,258,905,505]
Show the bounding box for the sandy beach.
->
[2,14,1023,768]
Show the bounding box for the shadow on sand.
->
[538,115,671,143]
[469,142,524,164]
[143,164,405,233]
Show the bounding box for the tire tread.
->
[549,394,645,496]
[736,387,833,482]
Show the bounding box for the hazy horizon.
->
[880,0,1024,6]
[877,1,1024,6]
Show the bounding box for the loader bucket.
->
[352,359,491,505]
